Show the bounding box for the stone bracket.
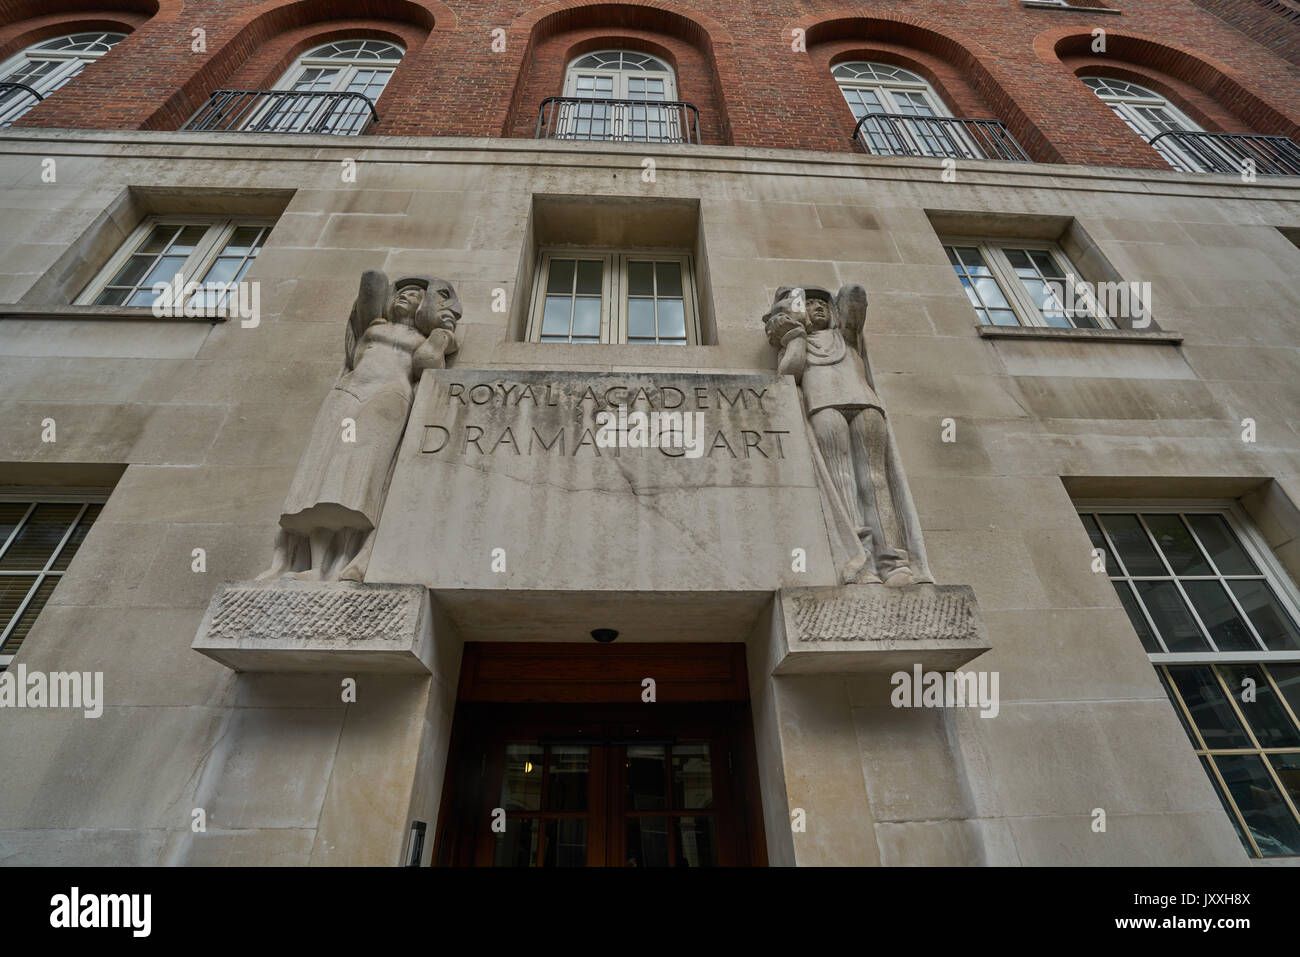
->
[191,580,434,674]
[772,583,991,674]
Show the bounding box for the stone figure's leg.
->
[848,408,914,586]
[256,528,293,580]
[338,528,376,583]
[811,407,878,579]
[289,527,334,581]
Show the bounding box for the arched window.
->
[1082,77,1210,172]
[556,50,684,142]
[833,61,963,157]
[0,32,125,126]
[254,39,404,135]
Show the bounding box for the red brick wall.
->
[3,0,1298,171]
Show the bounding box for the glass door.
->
[439,703,761,866]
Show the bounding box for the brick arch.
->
[142,1,442,131]
[504,3,734,144]
[1045,28,1300,139]
[0,1,161,63]
[793,13,1058,161]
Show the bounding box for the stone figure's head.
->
[768,284,838,335]
[390,275,463,336]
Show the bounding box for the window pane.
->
[1158,668,1199,741]
[575,260,603,296]
[656,300,686,341]
[655,261,683,298]
[1227,580,1300,652]
[0,503,81,570]
[626,745,666,810]
[545,259,574,295]
[627,298,655,339]
[3,577,57,653]
[142,256,187,289]
[546,745,589,812]
[138,225,177,254]
[48,504,99,571]
[627,261,654,297]
[171,225,208,254]
[1212,754,1300,857]
[1098,514,1165,576]
[540,297,571,338]
[672,744,712,809]
[199,257,241,288]
[1218,664,1300,748]
[110,255,155,290]
[492,816,539,867]
[571,297,601,339]
[1166,665,1252,749]
[1181,580,1261,652]
[542,818,587,867]
[1080,514,1107,554]
[0,503,29,550]
[1185,514,1258,575]
[675,816,717,867]
[626,817,670,867]
[1200,755,1255,855]
[93,288,129,306]
[1114,581,1161,652]
[1143,514,1212,576]
[222,226,264,255]
[973,277,1012,310]
[1272,665,1300,719]
[1266,753,1300,829]
[0,576,38,650]
[499,744,543,811]
[1134,581,1210,652]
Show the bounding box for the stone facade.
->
[0,130,1294,865]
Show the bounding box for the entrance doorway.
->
[432,644,766,867]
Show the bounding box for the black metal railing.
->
[1147,130,1300,176]
[0,82,44,127]
[181,89,380,136]
[536,96,701,144]
[852,113,1031,162]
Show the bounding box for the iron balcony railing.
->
[1147,130,1300,176]
[181,89,380,136]
[0,82,44,127]
[536,96,701,144]
[852,112,1031,162]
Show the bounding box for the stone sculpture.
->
[259,269,461,582]
[763,283,932,586]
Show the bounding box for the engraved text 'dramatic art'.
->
[259,269,462,582]
[763,283,933,587]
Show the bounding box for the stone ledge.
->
[773,583,991,674]
[191,580,433,673]
[0,304,223,323]
[1021,1,1121,11]
[977,324,1183,345]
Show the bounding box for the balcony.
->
[180,89,380,136]
[852,113,1031,162]
[0,82,43,127]
[1147,130,1300,176]
[535,96,701,145]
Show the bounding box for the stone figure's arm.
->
[345,269,390,370]
[412,328,458,377]
[836,282,868,349]
[777,333,808,381]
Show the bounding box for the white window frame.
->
[1078,499,1300,858]
[832,62,951,120]
[943,237,1115,329]
[1076,499,1300,665]
[0,488,110,669]
[526,248,700,345]
[75,216,275,311]
[0,32,125,125]
[1082,76,1213,173]
[563,50,677,101]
